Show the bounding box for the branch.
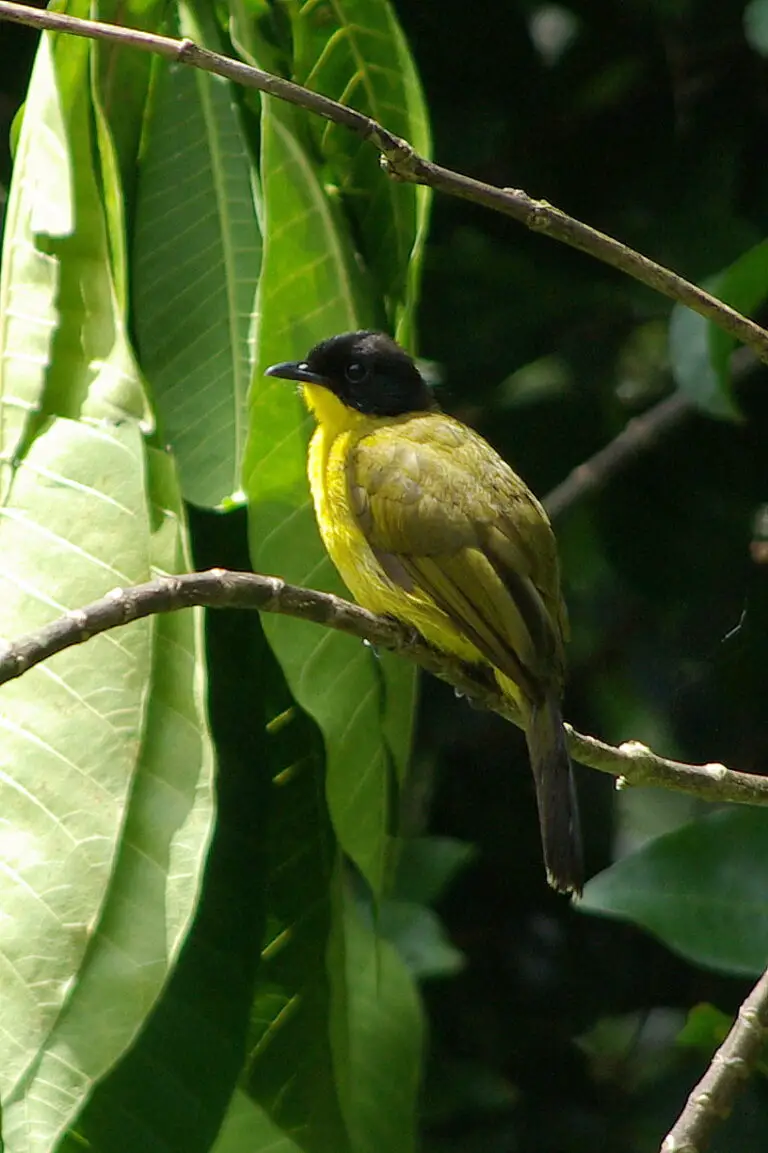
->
[543,347,762,519]
[2,0,768,365]
[544,392,692,519]
[1,568,767,807]
[661,967,768,1153]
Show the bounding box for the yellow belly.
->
[307,421,481,667]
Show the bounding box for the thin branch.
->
[1,567,767,807]
[544,392,692,519]
[544,347,762,519]
[661,966,768,1153]
[2,0,768,365]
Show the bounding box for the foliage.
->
[1,1,768,1152]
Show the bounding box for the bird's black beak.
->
[265,360,330,386]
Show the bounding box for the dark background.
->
[3,2,768,1149]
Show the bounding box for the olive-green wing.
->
[349,417,566,699]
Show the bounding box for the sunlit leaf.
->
[73,569,266,1153]
[0,33,74,495]
[291,0,432,341]
[133,0,261,507]
[0,23,214,1149]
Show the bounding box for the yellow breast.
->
[303,382,481,665]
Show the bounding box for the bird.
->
[265,331,582,894]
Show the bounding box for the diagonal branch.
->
[544,348,762,518]
[544,392,692,519]
[1,567,767,807]
[1,0,768,364]
[661,966,768,1153]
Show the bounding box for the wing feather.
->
[349,415,566,698]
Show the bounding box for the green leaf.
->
[0,23,214,1148]
[132,0,261,507]
[0,0,150,472]
[745,0,768,56]
[676,1003,731,1055]
[379,899,465,979]
[581,808,768,976]
[340,895,424,1153]
[91,0,166,226]
[0,421,152,1105]
[239,680,351,1153]
[0,33,74,491]
[73,561,269,1153]
[0,423,214,1153]
[243,90,415,899]
[213,1090,303,1153]
[394,836,475,905]
[669,239,768,420]
[668,302,739,420]
[291,0,432,341]
[677,1004,768,1079]
[708,239,768,392]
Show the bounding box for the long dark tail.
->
[525,696,583,895]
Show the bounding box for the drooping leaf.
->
[133,0,261,507]
[0,33,75,495]
[581,808,768,976]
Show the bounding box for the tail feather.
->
[525,696,583,895]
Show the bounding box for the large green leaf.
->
[71,529,268,1153]
[581,808,768,977]
[291,0,432,340]
[132,0,261,507]
[0,423,214,1153]
[0,22,214,1149]
[0,420,153,1108]
[243,90,416,899]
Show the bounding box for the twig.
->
[544,392,692,519]
[1,0,768,365]
[1,567,767,806]
[544,347,762,519]
[661,966,768,1153]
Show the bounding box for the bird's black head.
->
[265,331,436,417]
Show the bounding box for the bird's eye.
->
[344,361,368,385]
